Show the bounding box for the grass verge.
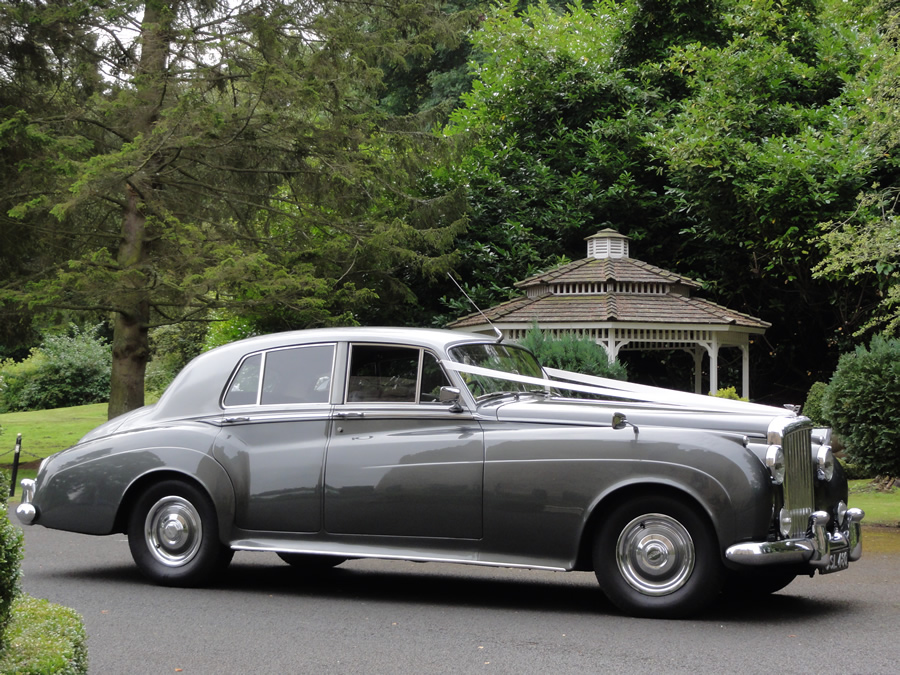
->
[0,595,88,674]
[849,479,900,527]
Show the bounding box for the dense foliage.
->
[822,336,900,477]
[0,326,111,412]
[442,0,894,401]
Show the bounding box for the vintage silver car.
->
[16,327,864,618]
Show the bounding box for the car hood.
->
[489,395,784,440]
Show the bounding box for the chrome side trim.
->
[230,539,567,572]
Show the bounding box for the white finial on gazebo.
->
[586,228,630,259]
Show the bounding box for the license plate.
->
[822,549,849,574]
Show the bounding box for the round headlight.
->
[817,445,835,482]
[779,508,793,537]
[766,444,785,485]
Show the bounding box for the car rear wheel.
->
[593,496,724,618]
[276,553,347,570]
[128,480,234,587]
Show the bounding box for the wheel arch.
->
[114,464,235,545]
[572,481,725,572]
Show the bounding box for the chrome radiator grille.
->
[782,425,814,538]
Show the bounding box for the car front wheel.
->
[128,480,234,587]
[593,496,724,618]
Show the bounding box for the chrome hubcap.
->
[144,496,202,567]
[616,513,695,596]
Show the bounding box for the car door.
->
[213,343,335,533]
[323,344,484,539]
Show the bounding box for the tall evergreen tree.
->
[0,0,471,417]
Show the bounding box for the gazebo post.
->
[708,340,719,394]
[741,343,750,400]
[693,348,703,395]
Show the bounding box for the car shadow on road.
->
[37,556,852,623]
[214,558,851,623]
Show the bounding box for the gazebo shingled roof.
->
[447,229,770,397]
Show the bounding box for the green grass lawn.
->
[849,479,900,528]
[0,402,108,466]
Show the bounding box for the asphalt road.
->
[10,511,900,674]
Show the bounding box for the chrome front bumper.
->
[725,508,864,571]
[15,478,38,526]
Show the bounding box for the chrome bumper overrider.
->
[725,508,864,570]
[15,478,37,526]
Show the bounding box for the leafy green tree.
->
[649,0,882,390]
[814,6,900,336]
[443,1,661,304]
[444,0,891,399]
[1,0,471,418]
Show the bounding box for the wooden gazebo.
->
[447,229,770,398]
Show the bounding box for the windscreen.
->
[448,343,545,399]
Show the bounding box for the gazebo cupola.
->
[447,228,770,398]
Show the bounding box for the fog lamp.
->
[779,508,793,537]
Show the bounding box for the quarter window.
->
[261,345,335,405]
[224,344,335,407]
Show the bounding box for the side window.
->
[420,352,451,403]
[224,353,262,406]
[346,345,420,403]
[346,346,451,404]
[261,345,335,405]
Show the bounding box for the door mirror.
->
[439,386,463,412]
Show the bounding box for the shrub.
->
[822,336,900,477]
[0,471,24,649]
[711,386,748,401]
[0,596,88,674]
[0,325,111,412]
[802,381,829,426]
[519,326,628,381]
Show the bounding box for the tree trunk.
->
[107,1,171,420]
[108,186,151,420]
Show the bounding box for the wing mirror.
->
[612,412,639,437]
[440,386,464,413]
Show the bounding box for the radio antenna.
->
[447,273,504,343]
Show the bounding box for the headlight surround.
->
[778,508,793,537]
[817,445,835,482]
[766,444,785,485]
